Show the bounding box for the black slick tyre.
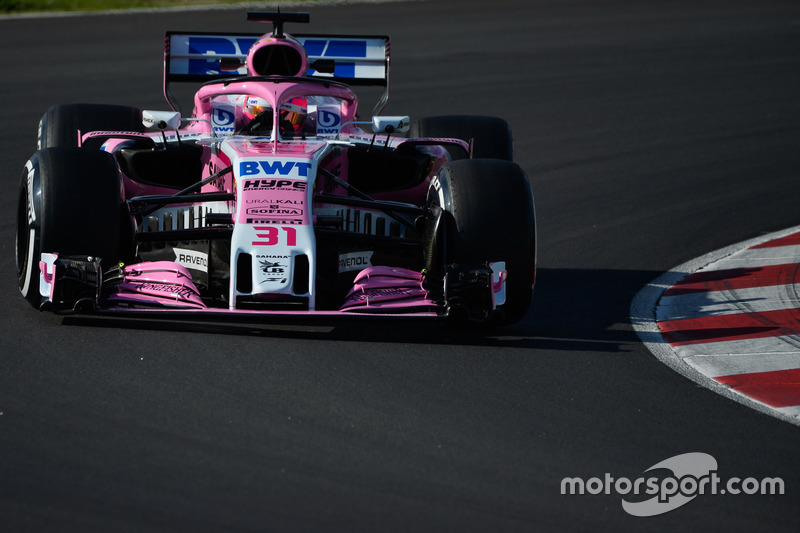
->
[427,159,535,324]
[16,147,131,308]
[38,103,143,149]
[409,115,514,160]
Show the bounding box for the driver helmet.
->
[244,96,272,122]
[279,98,307,131]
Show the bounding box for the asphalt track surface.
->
[1,1,800,531]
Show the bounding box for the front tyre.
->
[16,147,131,308]
[38,103,143,149]
[426,159,535,324]
[409,115,514,160]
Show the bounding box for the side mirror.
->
[309,59,336,74]
[371,116,410,134]
[142,110,181,131]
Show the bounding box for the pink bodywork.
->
[107,262,205,309]
[340,266,438,312]
[38,23,487,319]
[103,262,439,315]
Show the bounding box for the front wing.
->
[36,254,508,322]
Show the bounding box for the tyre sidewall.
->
[16,148,129,308]
[17,156,43,306]
[427,159,535,323]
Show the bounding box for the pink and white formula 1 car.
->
[16,11,535,324]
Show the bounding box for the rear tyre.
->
[409,115,514,160]
[426,159,535,324]
[38,103,143,148]
[16,147,132,308]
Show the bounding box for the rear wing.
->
[163,31,391,114]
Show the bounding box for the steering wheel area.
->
[238,113,273,136]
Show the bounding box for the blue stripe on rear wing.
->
[166,33,258,78]
[298,36,389,83]
[163,32,390,111]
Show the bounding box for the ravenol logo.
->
[239,160,312,177]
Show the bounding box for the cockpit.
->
[207,89,355,141]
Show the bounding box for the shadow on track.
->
[59,268,668,351]
[530,267,669,352]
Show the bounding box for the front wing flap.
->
[36,255,507,321]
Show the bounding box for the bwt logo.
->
[317,107,342,135]
[187,36,256,57]
[239,160,312,177]
[213,107,234,125]
[212,106,235,135]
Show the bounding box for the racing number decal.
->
[252,226,297,246]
